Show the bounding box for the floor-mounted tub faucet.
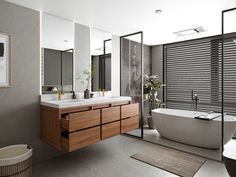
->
[191,89,200,111]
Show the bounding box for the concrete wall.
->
[74,23,91,92]
[151,45,163,100]
[0,1,62,164]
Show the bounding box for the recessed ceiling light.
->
[64,40,68,43]
[155,9,162,14]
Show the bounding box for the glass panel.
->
[223,9,236,144]
[120,32,143,138]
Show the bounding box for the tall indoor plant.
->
[144,75,165,128]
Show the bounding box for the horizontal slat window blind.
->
[164,33,236,117]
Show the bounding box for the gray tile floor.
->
[33,135,229,177]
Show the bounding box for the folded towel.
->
[194,112,224,121]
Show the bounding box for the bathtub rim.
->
[152,108,236,122]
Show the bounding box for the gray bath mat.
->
[131,145,205,177]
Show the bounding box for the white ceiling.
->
[5,0,236,45]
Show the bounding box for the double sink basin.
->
[41,96,132,108]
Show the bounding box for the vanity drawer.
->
[101,106,120,124]
[61,126,100,152]
[61,110,100,132]
[102,121,120,140]
[121,116,139,133]
[121,103,139,119]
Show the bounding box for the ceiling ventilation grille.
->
[173,27,205,37]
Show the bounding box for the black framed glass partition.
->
[120,32,144,138]
[222,7,236,160]
[160,24,236,161]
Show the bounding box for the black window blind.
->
[164,33,236,116]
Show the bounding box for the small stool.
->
[223,147,236,177]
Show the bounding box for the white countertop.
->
[40,96,132,108]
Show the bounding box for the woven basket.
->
[0,157,32,177]
[0,145,32,177]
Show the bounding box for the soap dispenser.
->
[72,91,76,99]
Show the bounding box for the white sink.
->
[41,96,132,108]
[50,99,84,104]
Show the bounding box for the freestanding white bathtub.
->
[152,108,236,149]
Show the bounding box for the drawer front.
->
[61,109,100,132]
[102,106,120,124]
[121,103,139,119]
[121,116,139,133]
[61,126,100,152]
[102,121,120,140]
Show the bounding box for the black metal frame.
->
[120,31,144,138]
[163,46,166,105]
[221,7,236,160]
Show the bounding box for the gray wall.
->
[144,45,152,76]
[74,23,90,92]
[0,1,62,164]
[143,45,152,123]
[151,45,163,100]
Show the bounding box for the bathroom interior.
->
[1,0,236,177]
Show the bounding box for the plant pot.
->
[84,89,90,99]
[147,116,154,129]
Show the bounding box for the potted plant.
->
[76,66,95,99]
[143,75,165,128]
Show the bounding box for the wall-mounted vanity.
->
[40,14,140,152]
[41,97,139,152]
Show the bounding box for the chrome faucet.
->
[191,89,200,111]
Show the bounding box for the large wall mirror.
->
[41,13,74,94]
[90,28,112,92]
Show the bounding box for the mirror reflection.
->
[41,13,74,94]
[90,28,112,92]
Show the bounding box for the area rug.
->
[131,145,205,177]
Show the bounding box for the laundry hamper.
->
[0,144,32,177]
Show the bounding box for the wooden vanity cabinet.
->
[121,103,139,119]
[102,121,120,139]
[61,109,100,132]
[101,106,120,124]
[121,103,139,133]
[61,126,100,152]
[40,101,139,152]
